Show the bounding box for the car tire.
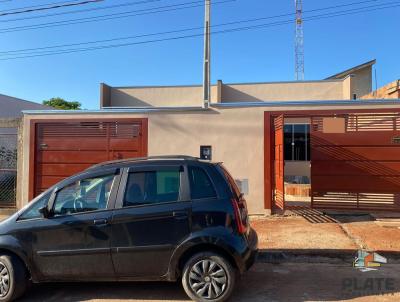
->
[0,254,28,302]
[182,252,237,302]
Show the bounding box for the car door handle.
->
[93,219,108,226]
[173,211,188,219]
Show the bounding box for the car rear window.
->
[188,166,217,199]
[218,164,241,199]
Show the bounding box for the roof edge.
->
[325,59,376,80]
[22,99,400,115]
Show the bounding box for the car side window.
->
[123,170,180,207]
[52,174,115,217]
[188,166,217,199]
[18,192,51,220]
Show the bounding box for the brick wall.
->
[361,80,400,99]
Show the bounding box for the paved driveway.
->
[20,263,400,302]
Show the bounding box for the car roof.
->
[86,155,218,172]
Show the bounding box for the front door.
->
[274,115,285,210]
[28,170,120,280]
[110,165,191,278]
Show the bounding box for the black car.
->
[0,156,258,302]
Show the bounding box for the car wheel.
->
[0,255,28,302]
[182,252,237,302]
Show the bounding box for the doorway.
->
[283,119,311,208]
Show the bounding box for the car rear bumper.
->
[241,227,258,272]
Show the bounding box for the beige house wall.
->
[108,85,219,107]
[21,103,400,215]
[106,79,351,108]
[220,81,346,102]
[285,162,310,179]
[21,108,266,214]
[351,66,373,99]
[342,76,353,100]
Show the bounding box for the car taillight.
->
[232,197,249,235]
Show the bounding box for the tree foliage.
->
[43,97,81,110]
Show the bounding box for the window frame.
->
[114,164,190,209]
[46,168,121,218]
[16,190,54,222]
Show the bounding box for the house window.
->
[284,124,310,161]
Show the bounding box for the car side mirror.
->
[38,206,50,218]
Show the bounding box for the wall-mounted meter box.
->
[200,145,212,160]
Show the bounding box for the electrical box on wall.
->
[235,179,249,195]
[200,145,212,160]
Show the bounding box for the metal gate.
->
[31,119,147,199]
[0,128,17,208]
[311,112,400,211]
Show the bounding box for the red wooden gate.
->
[31,119,147,198]
[273,115,285,210]
[311,112,400,211]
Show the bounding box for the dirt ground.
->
[251,216,357,250]
[345,221,400,251]
[251,214,400,252]
[20,263,400,302]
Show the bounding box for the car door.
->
[110,164,191,278]
[24,169,121,280]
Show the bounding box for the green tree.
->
[43,97,81,110]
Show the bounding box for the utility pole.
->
[203,0,211,108]
[295,0,304,81]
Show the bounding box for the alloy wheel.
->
[188,259,228,300]
[0,262,10,298]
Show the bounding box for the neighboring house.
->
[0,93,52,118]
[0,94,52,210]
[20,60,400,215]
[361,80,400,100]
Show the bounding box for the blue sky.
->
[0,0,399,109]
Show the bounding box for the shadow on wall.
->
[111,89,155,107]
[221,85,265,102]
[150,110,220,136]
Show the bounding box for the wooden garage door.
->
[33,119,147,197]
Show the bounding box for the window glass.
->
[218,164,241,198]
[189,166,217,199]
[19,192,51,220]
[283,124,310,161]
[284,124,293,161]
[124,170,180,207]
[293,124,306,161]
[53,174,115,216]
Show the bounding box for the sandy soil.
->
[251,216,358,250]
[345,221,400,251]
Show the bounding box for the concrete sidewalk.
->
[251,212,400,263]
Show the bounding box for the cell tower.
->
[295,0,304,81]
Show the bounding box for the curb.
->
[257,250,400,265]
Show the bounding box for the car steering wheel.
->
[73,197,85,213]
